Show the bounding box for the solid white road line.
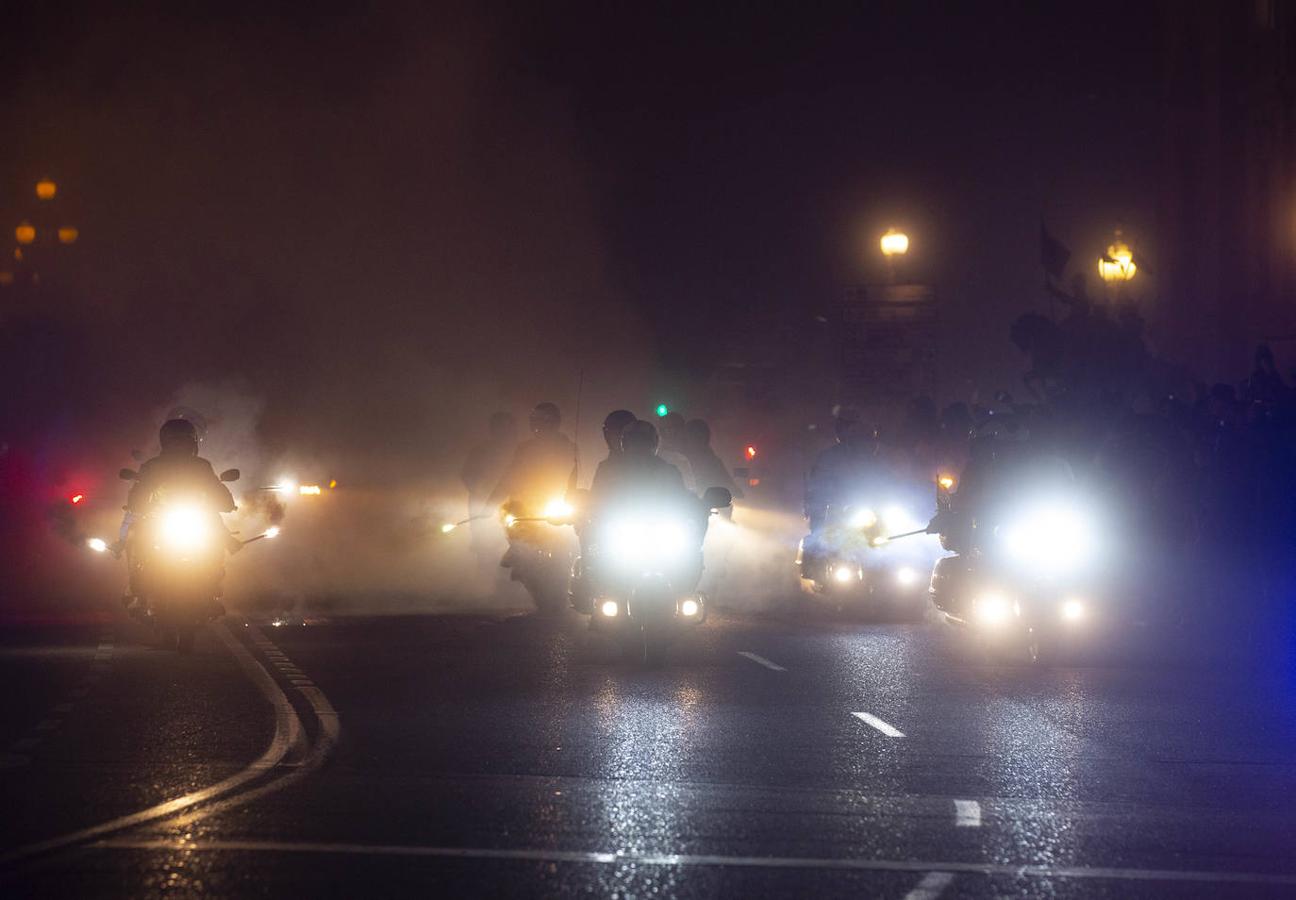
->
[89,839,1296,886]
[904,871,955,900]
[0,623,303,866]
[851,711,905,738]
[953,800,981,827]
[737,651,786,671]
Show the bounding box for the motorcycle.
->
[928,475,1104,664]
[798,498,934,618]
[582,486,731,666]
[118,466,262,653]
[500,495,578,616]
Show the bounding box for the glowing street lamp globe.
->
[880,228,909,257]
[15,222,35,245]
[35,179,57,200]
[1098,232,1137,283]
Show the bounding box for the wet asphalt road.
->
[3,605,1296,898]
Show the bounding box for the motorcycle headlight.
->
[607,517,689,565]
[882,505,921,534]
[1061,597,1086,623]
[1002,503,1096,575]
[160,505,211,552]
[848,508,877,529]
[974,591,1012,626]
[543,496,574,520]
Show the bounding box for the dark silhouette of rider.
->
[118,418,236,609]
[804,409,885,533]
[590,419,690,513]
[489,402,576,510]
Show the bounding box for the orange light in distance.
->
[748,478,761,487]
[328,479,338,489]
[36,180,57,200]
[15,222,35,245]
[745,445,757,460]
[937,474,956,490]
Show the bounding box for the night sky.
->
[1,1,1164,461]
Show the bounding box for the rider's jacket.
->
[126,452,235,515]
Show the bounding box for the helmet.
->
[684,418,711,447]
[529,402,561,434]
[602,409,636,450]
[620,419,660,457]
[159,418,199,455]
[832,406,875,446]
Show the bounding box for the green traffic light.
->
[655,404,669,417]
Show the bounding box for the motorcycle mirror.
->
[119,468,139,481]
[219,468,241,483]
[702,487,733,510]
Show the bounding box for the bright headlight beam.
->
[975,592,1011,625]
[833,565,856,584]
[896,566,918,586]
[160,505,209,551]
[848,508,877,529]
[86,537,108,553]
[543,497,574,520]
[1062,598,1086,622]
[600,600,619,617]
[680,598,700,617]
[1003,502,1096,575]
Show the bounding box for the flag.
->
[1040,221,1070,280]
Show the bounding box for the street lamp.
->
[1097,230,1137,285]
[880,228,909,283]
[35,179,57,201]
[880,228,910,258]
[15,221,35,245]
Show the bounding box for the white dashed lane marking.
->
[904,871,955,900]
[954,800,981,827]
[851,711,906,738]
[737,651,786,671]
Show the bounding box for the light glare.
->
[87,537,108,553]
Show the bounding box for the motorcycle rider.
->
[118,418,237,612]
[490,403,576,577]
[596,409,638,469]
[589,419,705,589]
[489,402,576,509]
[570,409,638,612]
[657,411,696,492]
[804,407,886,532]
[801,407,889,577]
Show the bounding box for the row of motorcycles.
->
[796,472,1106,665]
[100,451,1104,668]
[498,486,734,667]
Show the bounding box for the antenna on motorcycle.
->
[568,368,584,493]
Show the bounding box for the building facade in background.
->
[1159,0,1296,379]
